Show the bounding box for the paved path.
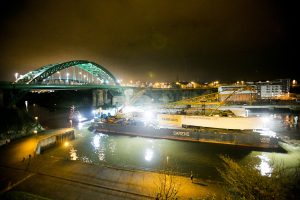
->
[1,154,222,199]
[0,128,222,199]
[0,156,220,199]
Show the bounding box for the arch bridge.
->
[15,60,119,86]
[1,60,126,107]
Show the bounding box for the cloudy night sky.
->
[0,0,298,83]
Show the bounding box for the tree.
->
[153,157,182,200]
[217,155,300,200]
[154,172,181,200]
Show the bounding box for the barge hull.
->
[93,123,280,150]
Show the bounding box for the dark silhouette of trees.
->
[217,155,300,200]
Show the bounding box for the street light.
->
[66,73,69,83]
[34,117,39,129]
[57,71,61,81]
[25,101,28,112]
[79,72,82,83]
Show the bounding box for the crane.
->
[162,85,256,116]
[209,85,255,116]
[163,92,220,108]
[115,89,146,118]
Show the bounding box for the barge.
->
[90,121,280,150]
[90,107,281,150]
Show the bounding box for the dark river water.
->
[28,104,300,180]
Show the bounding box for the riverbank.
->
[0,106,44,147]
[0,154,222,199]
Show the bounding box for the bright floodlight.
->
[64,141,69,147]
[262,117,270,123]
[143,111,154,121]
[122,106,142,113]
[92,110,96,118]
[77,114,83,121]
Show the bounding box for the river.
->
[28,104,300,180]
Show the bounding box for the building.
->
[218,85,257,103]
[256,79,290,99]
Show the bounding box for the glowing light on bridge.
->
[14,60,119,85]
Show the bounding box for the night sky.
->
[0,0,298,83]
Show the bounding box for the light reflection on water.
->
[69,146,78,161]
[91,133,109,161]
[48,123,265,180]
[52,124,299,180]
[77,122,84,130]
[256,154,272,176]
[30,105,300,180]
[92,134,100,148]
[145,148,154,162]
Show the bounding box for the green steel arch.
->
[15,60,119,85]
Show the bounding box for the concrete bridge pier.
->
[93,90,105,107]
[93,89,105,107]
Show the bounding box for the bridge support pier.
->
[92,89,107,107]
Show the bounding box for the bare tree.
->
[153,157,182,200]
[217,155,300,200]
